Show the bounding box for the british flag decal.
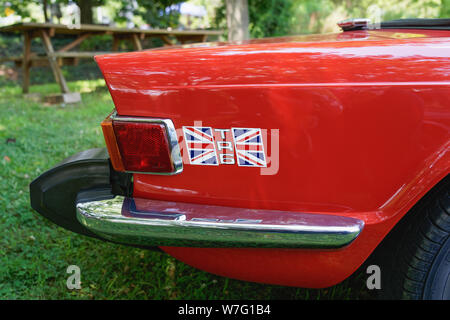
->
[183,126,218,165]
[232,128,267,167]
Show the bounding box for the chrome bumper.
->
[76,196,364,249]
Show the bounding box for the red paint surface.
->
[96,29,450,288]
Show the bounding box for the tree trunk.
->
[77,0,94,24]
[43,0,49,22]
[226,0,250,41]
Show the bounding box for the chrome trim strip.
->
[76,196,364,249]
[111,113,183,175]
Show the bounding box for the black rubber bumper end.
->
[29,148,131,238]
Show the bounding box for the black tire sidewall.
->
[423,234,450,299]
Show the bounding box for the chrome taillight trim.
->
[110,112,183,175]
[76,195,365,249]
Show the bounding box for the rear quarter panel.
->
[95,30,450,287]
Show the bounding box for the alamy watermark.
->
[366,264,381,290]
[66,265,81,290]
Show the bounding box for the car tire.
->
[377,176,449,300]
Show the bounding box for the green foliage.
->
[212,3,227,35]
[3,0,448,36]
[2,0,71,23]
[0,34,23,57]
[0,79,374,299]
[119,0,184,29]
[291,0,336,34]
[78,34,113,51]
[247,0,295,38]
[440,0,450,17]
[2,0,185,28]
[1,0,33,21]
[214,0,297,38]
[292,0,444,34]
[214,0,447,38]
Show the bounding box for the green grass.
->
[0,79,374,299]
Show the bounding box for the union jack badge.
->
[232,128,267,167]
[183,126,218,165]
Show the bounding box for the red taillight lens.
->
[112,120,174,173]
[101,113,182,174]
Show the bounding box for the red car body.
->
[93,29,450,288]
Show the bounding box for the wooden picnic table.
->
[0,22,222,103]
